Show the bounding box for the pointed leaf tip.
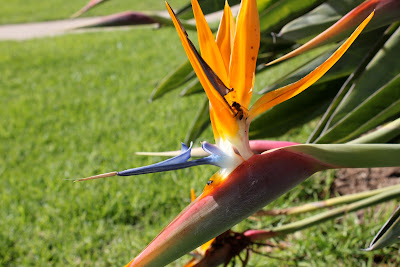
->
[229,0,260,109]
[364,205,400,251]
[73,171,118,182]
[191,0,229,86]
[216,0,235,75]
[71,0,108,18]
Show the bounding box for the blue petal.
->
[118,143,192,176]
[117,142,231,177]
[201,141,227,157]
[180,142,189,153]
[162,142,191,165]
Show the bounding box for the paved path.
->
[0,6,239,41]
[0,17,118,41]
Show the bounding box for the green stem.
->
[255,184,400,216]
[270,187,400,236]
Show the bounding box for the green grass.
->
[0,27,209,266]
[0,0,188,25]
[1,19,399,267]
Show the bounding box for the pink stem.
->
[249,140,299,153]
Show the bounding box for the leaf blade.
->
[150,60,195,101]
[365,205,400,251]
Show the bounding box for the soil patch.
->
[333,167,400,195]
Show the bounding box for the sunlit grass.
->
[0,27,211,266]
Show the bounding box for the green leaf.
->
[258,0,325,33]
[348,117,400,144]
[278,0,363,43]
[261,27,379,92]
[326,26,400,126]
[316,74,400,143]
[179,78,202,97]
[184,97,210,143]
[267,0,400,65]
[284,144,400,168]
[364,205,400,251]
[150,60,195,101]
[314,27,400,143]
[257,0,279,12]
[308,22,399,143]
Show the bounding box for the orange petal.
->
[166,2,239,138]
[216,1,236,74]
[183,258,199,267]
[198,238,215,255]
[192,0,229,86]
[229,0,260,109]
[190,188,196,202]
[209,105,222,142]
[248,11,374,120]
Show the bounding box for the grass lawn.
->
[0,0,188,25]
[1,4,399,266]
[0,26,214,266]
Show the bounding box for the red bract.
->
[127,147,328,266]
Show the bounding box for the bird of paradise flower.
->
[72,1,400,266]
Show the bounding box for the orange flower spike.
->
[167,0,259,160]
[191,0,231,143]
[216,1,236,76]
[166,2,239,140]
[229,0,260,109]
[191,0,229,86]
[248,11,374,120]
